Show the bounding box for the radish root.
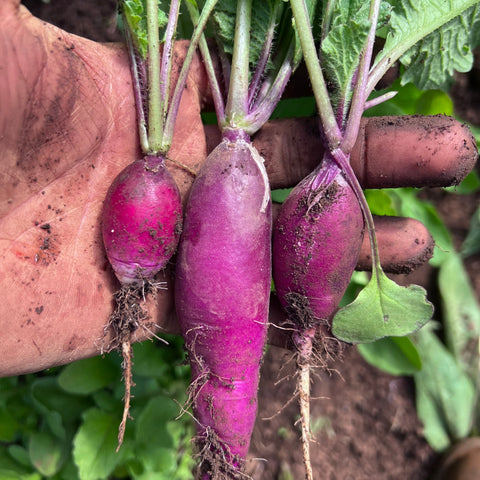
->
[103,281,166,451]
[117,340,134,451]
[294,333,315,480]
[195,427,250,480]
[298,359,313,480]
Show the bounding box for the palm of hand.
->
[0,5,206,374]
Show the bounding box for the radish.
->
[102,155,182,286]
[175,0,309,476]
[175,132,271,476]
[273,155,365,345]
[272,153,365,478]
[270,0,466,476]
[101,0,217,449]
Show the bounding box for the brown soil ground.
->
[20,1,480,479]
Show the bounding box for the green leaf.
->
[131,341,169,378]
[438,251,480,381]
[137,447,178,476]
[365,81,424,117]
[270,97,317,120]
[0,448,39,480]
[0,407,19,442]
[364,189,397,216]
[135,396,179,449]
[445,170,480,195]
[332,268,433,343]
[210,0,278,72]
[28,432,67,477]
[413,324,476,451]
[73,409,123,480]
[321,16,370,108]
[377,0,480,90]
[58,458,81,480]
[357,335,422,376]
[399,5,480,90]
[122,0,169,58]
[31,377,92,438]
[271,188,292,203]
[390,188,454,267]
[415,89,454,115]
[58,356,118,395]
[7,446,31,469]
[128,397,193,479]
[0,471,41,480]
[339,271,369,307]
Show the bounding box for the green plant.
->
[357,80,480,452]
[0,336,195,480]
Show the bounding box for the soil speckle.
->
[63,334,87,353]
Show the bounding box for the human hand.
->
[0,0,477,376]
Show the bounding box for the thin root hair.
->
[165,154,198,177]
[138,322,169,345]
[195,427,252,480]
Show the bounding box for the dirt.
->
[21,1,480,479]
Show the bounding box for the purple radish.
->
[102,155,182,286]
[272,153,364,477]
[175,133,271,477]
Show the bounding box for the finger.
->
[236,115,477,190]
[357,216,434,274]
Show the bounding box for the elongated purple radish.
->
[175,132,271,478]
[272,153,364,479]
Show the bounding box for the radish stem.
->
[146,0,162,153]
[341,0,381,154]
[163,0,220,147]
[123,23,149,153]
[159,0,180,131]
[185,1,226,125]
[290,0,341,150]
[225,0,252,125]
[248,2,280,107]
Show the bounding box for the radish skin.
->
[175,133,271,477]
[102,155,182,285]
[273,156,364,333]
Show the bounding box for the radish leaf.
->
[58,356,118,395]
[357,336,422,376]
[399,5,480,90]
[321,18,370,109]
[122,0,169,59]
[210,0,278,72]
[439,251,480,382]
[28,432,67,477]
[369,0,480,93]
[332,268,433,343]
[73,409,123,480]
[462,203,480,257]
